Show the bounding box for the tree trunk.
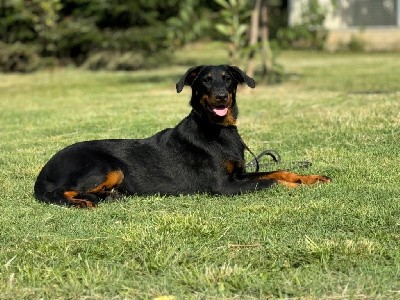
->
[260,0,271,79]
[246,0,261,78]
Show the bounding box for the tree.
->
[214,0,251,67]
[214,0,282,83]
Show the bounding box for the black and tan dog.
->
[34,65,331,208]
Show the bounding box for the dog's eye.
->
[223,75,231,82]
[202,76,212,83]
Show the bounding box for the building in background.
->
[288,0,400,50]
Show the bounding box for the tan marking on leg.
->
[64,191,78,199]
[89,170,124,193]
[63,191,96,208]
[277,180,299,188]
[260,171,331,185]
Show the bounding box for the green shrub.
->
[83,51,145,71]
[0,42,40,73]
[101,27,169,53]
[336,34,366,52]
[53,18,102,64]
[83,50,173,71]
[347,34,366,52]
[277,24,328,50]
[167,0,211,50]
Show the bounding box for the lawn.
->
[1,45,400,299]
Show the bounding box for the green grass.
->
[1,47,400,299]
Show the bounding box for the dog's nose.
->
[216,93,228,102]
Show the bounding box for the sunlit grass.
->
[0,47,399,298]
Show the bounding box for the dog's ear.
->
[227,66,256,88]
[176,65,205,93]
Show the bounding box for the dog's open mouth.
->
[209,105,228,117]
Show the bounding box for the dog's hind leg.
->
[62,191,99,208]
[35,170,125,208]
[65,170,125,208]
[32,186,99,208]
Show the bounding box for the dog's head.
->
[176,65,255,126]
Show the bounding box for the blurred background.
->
[0,0,399,78]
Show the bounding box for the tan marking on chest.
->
[224,160,243,175]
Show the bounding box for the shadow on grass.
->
[118,74,178,85]
[108,68,187,87]
[349,90,398,95]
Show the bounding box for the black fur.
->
[34,65,330,208]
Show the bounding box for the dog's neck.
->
[187,109,241,145]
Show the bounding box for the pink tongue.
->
[213,107,228,117]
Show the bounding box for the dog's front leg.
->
[244,171,332,187]
[215,178,277,195]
